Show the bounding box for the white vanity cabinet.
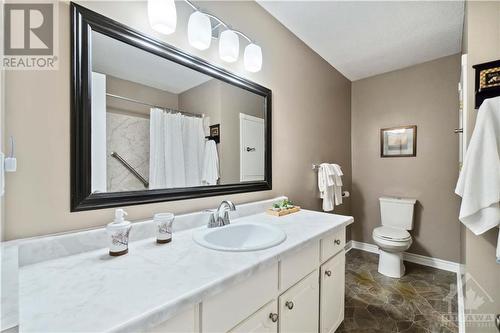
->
[278,270,320,333]
[150,226,346,333]
[229,300,279,333]
[148,305,198,333]
[320,251,345,333]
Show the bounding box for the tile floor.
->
[337,249,458,333]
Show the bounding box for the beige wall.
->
[179,79,221,123]
[179,79,266,185]
[106,75,179,117]
[462,1,500,328]
[3,1,351,240]
[351,54,462,262]
[219,82,265,184]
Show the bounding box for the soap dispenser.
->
[106,208,132,256]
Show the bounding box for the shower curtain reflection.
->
[149,108,205,189]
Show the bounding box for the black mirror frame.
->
[70,3,272,212]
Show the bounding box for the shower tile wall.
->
[106,112,150,192]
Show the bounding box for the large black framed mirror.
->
[71,3,272,211]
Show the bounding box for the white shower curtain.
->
[149,108,205,189]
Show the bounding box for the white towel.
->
[318,163,335,211]
[330,164,343,205]
[202,140,219,185]
[455,97,500,263]
[318,163,344,211]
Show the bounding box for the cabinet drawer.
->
[229,300,278,333]
[279,270,319,333]
[280,241,319,292]
[202,263,278,333]
[320,251,345,333]
[320,228,345,262]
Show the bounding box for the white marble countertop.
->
[19,209,353,333]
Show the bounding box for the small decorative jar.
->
[154,212,175,244]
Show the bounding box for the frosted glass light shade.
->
[188,11,212,50]
[148,0,177,35]
[219,30,239,63]
[244,43,262,72]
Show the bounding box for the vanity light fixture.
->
[244,43,262,73]
[219,29,239,63]
[187,11,212,50]
[152,0,262,72]
[147,0,177,35]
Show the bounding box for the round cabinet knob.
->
[334,239,341,245]
[285,301,294,310]
[325,270,332,277]
[269,313,279,323]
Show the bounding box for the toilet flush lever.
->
[334,239,341,245]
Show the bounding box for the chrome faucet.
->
[207,200,236,228]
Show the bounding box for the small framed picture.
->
[380,125,417,158]
[209,124,220,143]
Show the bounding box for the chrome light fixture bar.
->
[147,0,262,72]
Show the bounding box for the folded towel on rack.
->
[330,164,343,206]
[318,163,334,211]
[318,163,344,211]
[202,140,219,185]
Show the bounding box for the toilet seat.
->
[373,226,411,242]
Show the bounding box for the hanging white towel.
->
[318,163,334,211]
[330,164,344,206]
[202,140,219,185]
[455,97,500,263]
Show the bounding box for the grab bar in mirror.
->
[110,151,149,188]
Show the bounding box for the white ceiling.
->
[92,31,211,94]
[258,1,464,81]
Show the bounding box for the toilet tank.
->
[379,197,417,230]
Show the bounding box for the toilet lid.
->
[373,226,411,241]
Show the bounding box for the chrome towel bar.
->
[110,151,149,188]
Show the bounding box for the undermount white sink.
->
[192,222,287,252]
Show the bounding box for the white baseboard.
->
[346,240,460,273]
[345,240,464,333]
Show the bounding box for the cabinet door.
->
[229,300,278,333]
[279,270,319,333]
[320,251,345,333]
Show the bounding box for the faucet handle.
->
[207,212,218,228]
[222,210,231,226]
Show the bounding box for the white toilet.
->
[372,197,416,278]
